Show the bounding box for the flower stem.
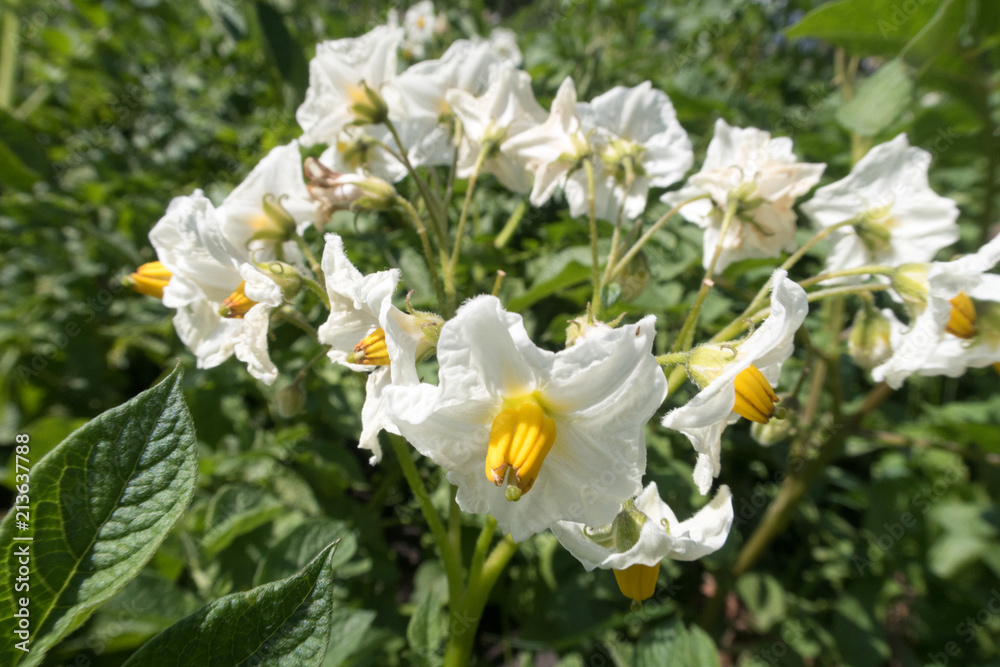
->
[384,117,449,245]
[584,159,603,319]
[797,264,894,289]
[446,144,490,314]
[656,352,690,367]
[397,197,447,313]
[294,235,323,280]
[607,193,710,283]
[670,199,738,354]
[389,436,464,609]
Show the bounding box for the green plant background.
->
[2,0,999,665]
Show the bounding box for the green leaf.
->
[201,483,286,557]
[0,111,47,191]
[508,246,594,312]
[321,608,376,666]
[0,365,197,667]
[786,0,942,56]
[406,587,448,667]
[254,1,310,102]
[634,620,719,667]
[735,572,787,632]
[256,519,357,585]
[123,541,341,667]
[835,59,914,137]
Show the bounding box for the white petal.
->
[234,304,277,385]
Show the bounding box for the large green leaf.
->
[0,366,197,667]
[786,0,942,56]
[835,59,914,137]
[122,541,340,666]
[634,620,720,667]
[255,519,357,585]
[201,483,286,557]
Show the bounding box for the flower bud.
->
[848,304,893,371]
[276,383,307,418]
[891,263,929,314]
[260,261,303,301]
[750,405,794,446]
[611,500,647,552]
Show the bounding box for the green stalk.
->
[384,117,449,245]
[397,197,447,313]
[446,144,490,314]
[0,11,19,111]
[670,200,738,354]
[584,160,603,320]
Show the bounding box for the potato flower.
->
[385,296,667,542]
[873,234,1000,388]
[148,192,283,383]
[552,482,733,603]
[800,134,959,277]
[663,119,824,273]
[662,269,808,494]
[296,26,403,145]
[317,234,441,463]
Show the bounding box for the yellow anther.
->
[484,401,556,497]
[128,261,172,299]
[733,364,779,424]
[945,291,977,339]
[348,327,391,366]
[613,562,660,603]
[993,362,1000,376]
[219,281,257,319]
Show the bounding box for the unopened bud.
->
[848,304,893,371]
[611,500,647,552]
[750,404,794,446]
[276,383,307,418]
[261,261,303,301]
[261,193,297,238]
[891,264,929,315]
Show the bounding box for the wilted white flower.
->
[386,296,667,542]
[800,134,959,277]
[317,234,439,463]
[663,119,825,273]
[552,482,733,602]
[662,269,808,494]
[446,64,546,193]
[873,234,1000,388]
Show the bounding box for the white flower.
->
[446,64,546,193]
[662,269,808,494]
[567,82,693,221]
[552,482,732,569]
[296,26,403,145]
[317,234,435,463]
[388,39,505,167]
[663,119,825,273]
[385,295,667,542]
[218,141,318,256]
[800,134,959,276]
[486,28,522,67]
[872,234,1000,388]
[150,192,282,382]
[502,77,589,208]
[403,1,435,59]
[317,125,409,184]
[552,483,733,603]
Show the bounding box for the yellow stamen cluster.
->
[485,401,556,499]
[219,281,257,319]
[945,291,977,339]
[348,327,391,366]
[733,364,779,423]
[613,563,659,604]
[128,261,172,299]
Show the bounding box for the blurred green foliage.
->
[1,0,999,665]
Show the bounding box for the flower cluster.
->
[127,6,998,608]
